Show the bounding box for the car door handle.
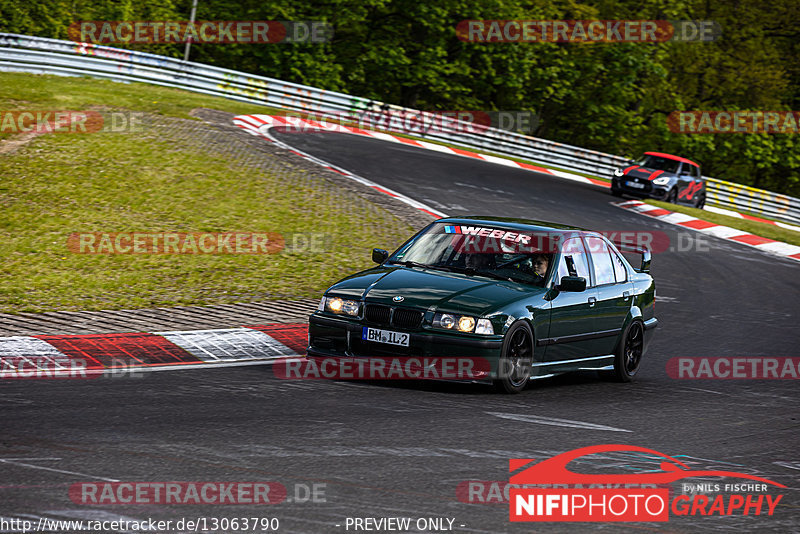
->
[623,291,630,301]
[588,297,596,307]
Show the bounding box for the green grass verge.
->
[645,200,800,247]
[0,74,413,313]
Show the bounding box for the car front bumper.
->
[612,177,669,200]
[307,314,504,379]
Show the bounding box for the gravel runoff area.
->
[189,108,436,230]
[2,108,435,335]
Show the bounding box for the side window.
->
[585,237,615,286]
[611,250,627,282]
[557,237,591,283]
[693,165,701,178]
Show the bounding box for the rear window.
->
[585,237,616,286]
[611,250,627,282]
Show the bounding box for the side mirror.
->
[559,276,587,292]
[372,248,389,264]
[638,248,651,273]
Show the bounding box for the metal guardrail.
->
[704,177,800,225]
[1,33,798,226]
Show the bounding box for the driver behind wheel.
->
[531,253,549,277]
[517,253,549,279]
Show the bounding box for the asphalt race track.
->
[2,130,799,533]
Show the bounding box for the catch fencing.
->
[1,33,797,225]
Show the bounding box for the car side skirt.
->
[536,328,621,346]
[529,354,615,375]
[533,354,615,368]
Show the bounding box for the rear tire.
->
[494,321,534,394]
[694,193,706,209]
[610,320,644,382]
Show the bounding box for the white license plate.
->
[362,327,409,347]
[626,181,645,189]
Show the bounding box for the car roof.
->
[643,151,700,167]
[436,216,589,235]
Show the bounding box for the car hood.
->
[624,165,675,180]
[326,266,545,316]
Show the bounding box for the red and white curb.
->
[232,114,608,220]
[703,205,800,233]
[232,114,800,251]
[0,323,308,377]
[615,200,800,262]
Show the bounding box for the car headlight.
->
[433,313,494,334]
[653,176,670,185]
[613,168,624,177]
[475,319,494,335]
[434,313,456,329]
[458,316,475,332]
[324,296,360,316]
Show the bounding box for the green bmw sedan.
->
[307,217,658,393]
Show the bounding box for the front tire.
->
[494,321,534,394]
[667,188,678,204]
[610,320,644,382]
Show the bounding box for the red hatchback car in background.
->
[611,152,706,208]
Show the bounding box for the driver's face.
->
[532,256,548,276]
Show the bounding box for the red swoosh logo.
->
[510,444,786,487]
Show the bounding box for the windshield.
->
[636,155,681,173]
[387,223,555,286]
